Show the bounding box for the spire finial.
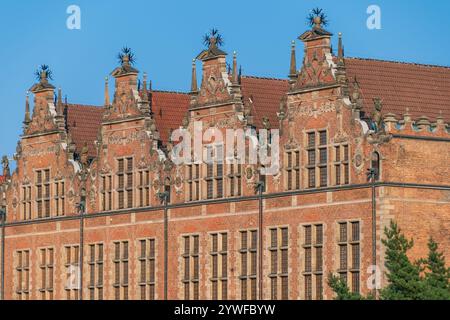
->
[24,91,31,125]
[57,87,63,116]
[190,58,198,93]
[104,76,110,106]
[232,51,238,85]
[142,72,148,102]
[289,40,297,81]
[338,32,344,60]
[143,72,148,91]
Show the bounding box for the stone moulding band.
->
[1,181,450,228]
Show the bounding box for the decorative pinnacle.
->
[24,91,31,124]
[190,58,198,93]
[289,40,297,80]
[232,51,238,85]
[104,76,110,106]
[57,87,63,116]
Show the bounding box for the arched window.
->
[371,152,380,181]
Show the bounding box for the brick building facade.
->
[0,17,449,300]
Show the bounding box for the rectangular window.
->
[306,131,328,188]
[182,235,200,300]
[286,151,300,190]
[15,250,30,300]
[64,245,80,300]
[39,247,54,300]
[88,243,104,300]
[21,185,32,220]
[113,241,129,300]
[138,170,150,207]
[240,230,258,300]
[54,180,65,216]
[269,227,289,300]
[229,160,242,197]
[101,175,113,211]
[36,169,51,218]
[206,163,214,200]
[187,163,201,201]
[216,145,224,199]
[210,233,228,300]
[117,158,133,209]
[335,144,350,185]
[338,221,360,293]
[302,224,323,300]
[139,239,156,300]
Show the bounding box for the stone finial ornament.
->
[80,142,89,168]
[2,156,10,178]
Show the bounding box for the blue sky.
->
[1,0,449,162]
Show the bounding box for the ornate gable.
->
[26,66,59,136]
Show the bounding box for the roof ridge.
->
[346,56,450,70]
[67,103,102,109]
[241,75,288,82]
[152,90,189,95]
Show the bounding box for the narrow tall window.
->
[318,131,328,187]
[187,163,200,201]
[302,224,324,300]
[15,250,30,300]
[21,185,32,220]
[307,133,316,188]
[206,162,214,200]
[306,131,328,188]
[286,151,300,190]
[36,169,51,218]
[138,170,150,207]
[64,245,80,300]
[55,180,65,216]
[216,145,224,198]
[269,227,289,300]
[337,221,360,293]
[39,247,54,300]
[182,235,200,300]
[101,175,112,211]
[334,145,350,185]
[139,238,156,300]
[210,233,228,300]
[117,158,133,209]
[239,230,258,300]
[371,152,380,181]
[113,241,129,300]
[229,160,242,197]
[88,243,104,300]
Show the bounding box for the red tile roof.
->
[64,57,450,157]
[240,76,289,129]
[66,104,103,157]
[345,57,450,122]
[151,91,190,143]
